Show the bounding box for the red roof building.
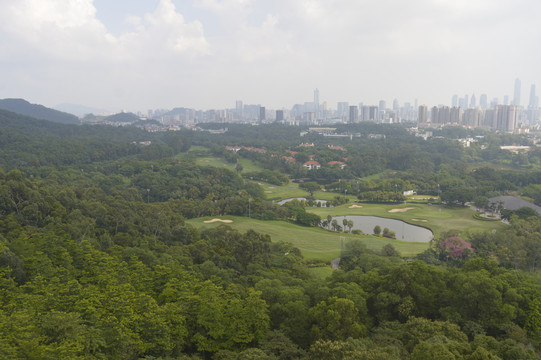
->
[303,161,321,170]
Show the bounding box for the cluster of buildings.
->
[417,80,540,132]
[136,80,540,133]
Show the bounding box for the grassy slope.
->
[186,216,429,262]
[258,180,357,202]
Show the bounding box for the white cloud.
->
[0,0,540,110]
[0,0,209,63]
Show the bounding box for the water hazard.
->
[332,215,433,243]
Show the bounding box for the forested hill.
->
[0,98,80,124]
[104,112,141,123]
[0,109,152,168]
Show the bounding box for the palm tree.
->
[347,220,354,232]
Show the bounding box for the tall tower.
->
[452,95,458,107]
[513,78,521,106]
[314,88,320,116]
[480,94,488,109]
[529,84,537,108]
[348,106,358,123]
[235,100,243,120]
[418,105,428,124]
[470,94,476,108]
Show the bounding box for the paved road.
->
[489,196,541,215]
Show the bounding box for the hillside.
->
[0,98,80,124]
[104,112,141,123]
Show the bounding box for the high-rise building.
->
[370,106,379,122]
[464,108,481,127]
[418,105,428,123]
[337,102,349,117]
[504,95,509,105]
[314,88,320,115]
[450,107,463,124]
[236,100,243,120]
[464,95,469,109]
[276,110,284,122]
[379,100,386,111]
[513,78,521,106]
[452,95,458,107]
[259,106,266,122]
[470,94,476,108]
[431,106,439,124]
[496,105,518,132]
[392,99,399,111]
[529,84,537,108]
[480,94,488,109]
[349,106,358,123]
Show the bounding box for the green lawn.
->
[194,156,264,173]
[308,202,507,239]
[256,180,307,201]
[257,180,356,202]
[186,216,429,262]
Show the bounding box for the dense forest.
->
[2,109,541,359]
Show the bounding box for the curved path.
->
[331,257,340,270]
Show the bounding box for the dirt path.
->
[331,258,340,270]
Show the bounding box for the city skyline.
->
[1,0,540,112]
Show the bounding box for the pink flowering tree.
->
[439,236,474,261]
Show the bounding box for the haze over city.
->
[1,0,540,112]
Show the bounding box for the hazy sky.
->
[1,0,540,112]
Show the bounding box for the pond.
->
[332,215,433,243]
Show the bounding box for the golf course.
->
[186,201,506,262]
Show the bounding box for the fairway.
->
[258,180,356,202]
[194,156,264,173]
[186,216,430,262]
[308,202,507,238]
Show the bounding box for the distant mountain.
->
[0,98,80,125]
[54,103,110,117]
[104,112,141,123]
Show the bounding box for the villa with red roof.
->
[303,161,321,170]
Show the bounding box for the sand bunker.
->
[388,207,416,213]
[411,218,428,222]
[268,186,275,189]
[203,218,233,224]
[349,205,363,208]
[264,191,272,193]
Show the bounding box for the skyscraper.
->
[480,94,488,109]
[496,105,518,132]
[276,110,284,122]
[452,95,458,107]
[470,94,476,108]
[236,100,243,120]
[349,106,358,123]
[418,105,428,124]
[259,106,266,122]
[529,84,537,108]
[337,102,349,117]
[513,78,521,106]
[314,88,320,116]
